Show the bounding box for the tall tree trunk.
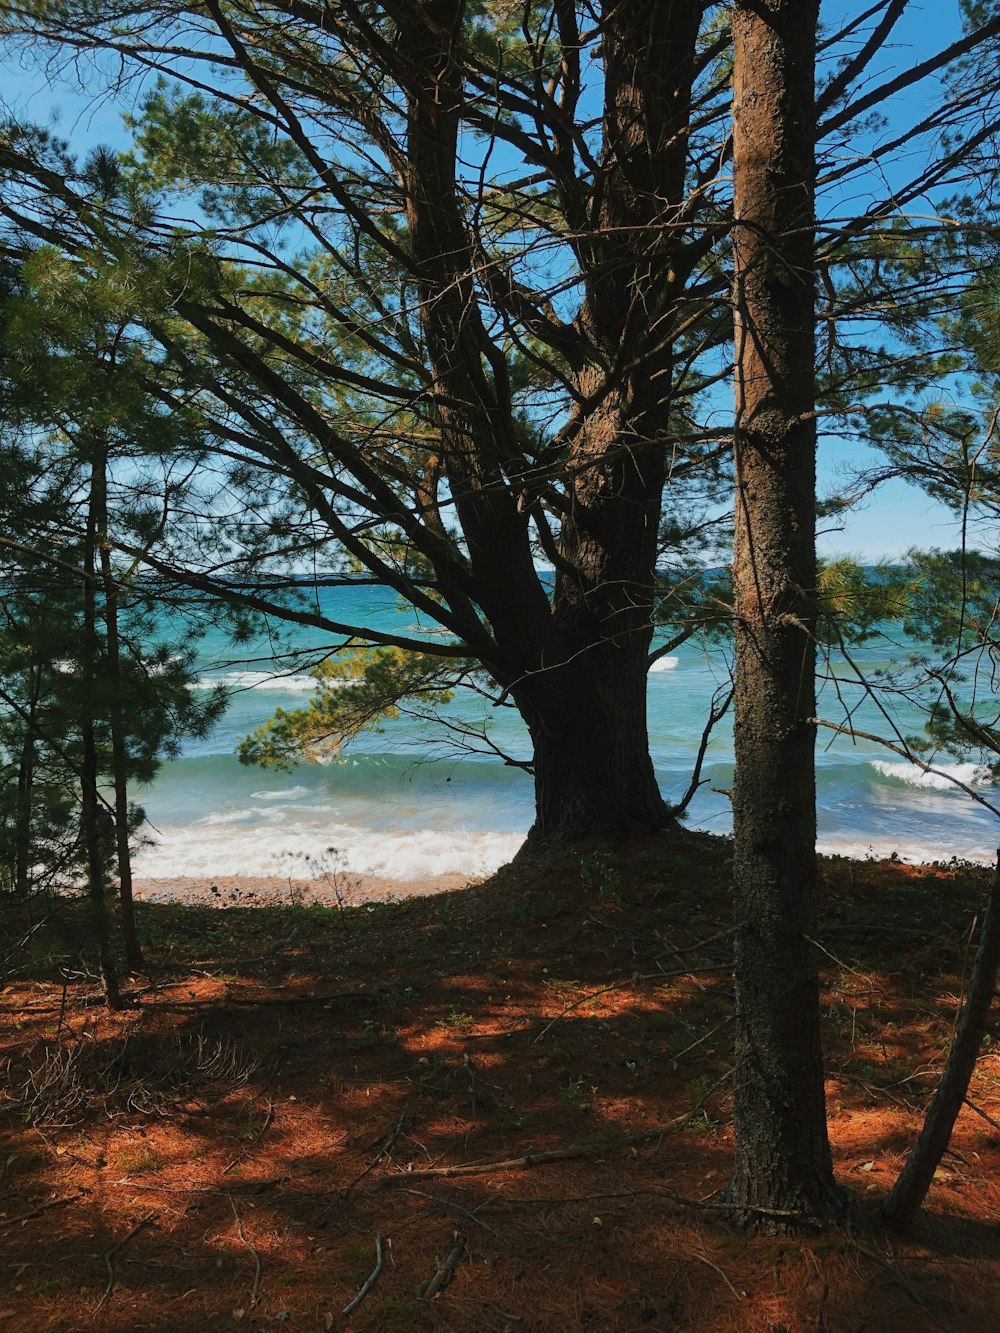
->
[728,0,842,1224]
[94,462,144,970]
[81,451,123,1009]
[14,714,36,899]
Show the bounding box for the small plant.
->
[579,851,625,910]
[435,1008,474,1033]
[507,896,538,926]
[496,1103,536,1132]
[543,976,585,997]
[278,845,362,929]
[558,1074,597,1110]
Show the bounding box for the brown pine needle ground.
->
[1,833,998,1332]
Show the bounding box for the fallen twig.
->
[0,1004,72,1014]
[381,1142,620,1185]
[223,1099,275,1175]
[92,1211,158,1314]
[341,1111,409,1198]
[379,1072,732,1187]
[533,979,637,1043]
[408,1184,801,1220]
[229,1195,262,1307]
[694,1251,742,1299]
[850,1239,952,1331]
[421,1232,467,1299]
[804,933,868,977]
[342,1235,384,1315]
[0,1193,81,1230]
[111,1176,291,1196]
[670,1015,735,1066]
[156,990,379,1010]
[844,1074,920,1114]
[460,1024,534,1040]
[500,1187,803,1218]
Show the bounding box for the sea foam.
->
[817,830,994,866]
[251,786,312,801]
[133,821,525,881]
[870,758,993,791]
[196,669,319,693]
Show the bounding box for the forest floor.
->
[1,833,999,1332]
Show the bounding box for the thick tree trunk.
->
[517,643,671,843]
[80,725,122,1009]
[399,1,701,849]
[728,0,842,1225]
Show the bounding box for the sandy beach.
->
[132,869,481,908]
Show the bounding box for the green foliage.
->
[238,643,467,770]
[1,0,998,856]
[653,558,908,654]
[124,80,311,225]
[579,851,625,910]
[816,559,909,645]
[898,549,1000,775]
[0,231,227,902]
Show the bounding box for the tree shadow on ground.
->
[2,832,999,1330]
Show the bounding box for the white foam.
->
[817,831,994,866]
[251,786,312,801]
[648,656,679,673]
[195,669,319,693]
[870,758,993,791]
[197,809,261,827]
[133,821,525,881]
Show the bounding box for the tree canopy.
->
[2,2,999,842]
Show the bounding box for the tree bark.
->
[728,0,842,1225]
[14,710,36,899]
[94,454,144,971]
[399,0,700,846]
[81,451,123,1009]
[517,641,670,843]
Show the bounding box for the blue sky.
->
[0,2,983,563]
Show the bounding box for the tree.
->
[2,5,1000,850]
[4,0,1000,1213]
[726,0,843,1225]
[836,248,1000,1226]
[0,3,736,846]
[0,240,227,995]
[0,469,87,902]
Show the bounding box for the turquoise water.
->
[131,585,1000,881]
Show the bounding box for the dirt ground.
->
[1,834,998,1332]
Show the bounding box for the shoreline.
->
[132,869,482,908]
[131,841,996,911]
